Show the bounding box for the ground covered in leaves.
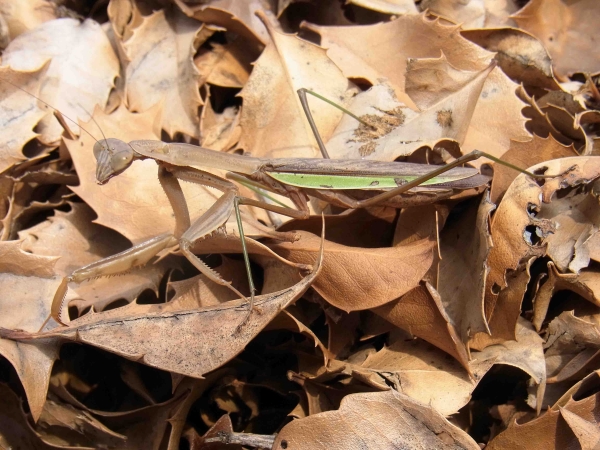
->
[0,0,599,449]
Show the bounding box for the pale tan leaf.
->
[200,94,241,151]
[194,37,252,89]
[0,0,56,40]
[487,394,600,450]
[512,0,600,78]
[373,284,471,373]
[326,63,493,161]
[272,390,480,450]
[174,0,274,45]
[560,407,600,450]
[462,66,532,164]
[124,9,203,138]
[422,0,519,29]
[238,15,353,158]
[347,0,418,15]
[2,18,119,143]
[0,65,48,172]
[304,13,494,102]
[0,240,61,421]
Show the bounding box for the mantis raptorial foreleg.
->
[49,162,302,328]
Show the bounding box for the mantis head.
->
[93,138,136,184]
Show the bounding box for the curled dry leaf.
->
[490,135,578,204]
[373,283,471,373]
[238,12,353,159]
[194,35,252,89]
[200,93,241,151]
[304,13,493,103]
[545,310,600,385]
[462,27,561,91]
[269,230,435,311]
[484,157,600,342]
[0,236,323,379]
[461,66,532,163]
[512,0,600,78]
[0,65,48,173]
[174,0,273,46]
[272,390,480,450]
[0,383,65,450]
[36,399,126,448]
[123,9,203,139]
[1,18,119,143]
[421,0,519,29]
[338,318,543,417]
[0,240,61,421]
[532,263,600,332]
[0,0,56,41]
[438,191,495,344]
[487,393,600,450]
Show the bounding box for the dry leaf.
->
[490,135,578,204]
[373,283,471,372]
[269,230,435,311]
[1,18,119,143]
[174,0,274,46]
[512,0,600,78]
[485,157,600,341]
[438,191,495,343]
[0,0,56,41]
[462,27,561,91]
[461,66,532,164]
[1,240,322,379]
[0,383,64,450]
[347,0,418,15]
[304,13,493,102]
[123,9,203,138]
[0,65,48,172]
[272,390,480,450]
[487,393,600,449]
[238,13,353,158]
[18,203,173,314]
[0,240,61,421]
[421,0,519,29]
[325,63,492,161]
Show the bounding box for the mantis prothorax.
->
[5,77,563,328]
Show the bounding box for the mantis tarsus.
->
[3,78,563,328]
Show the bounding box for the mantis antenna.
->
[0,76,104,144]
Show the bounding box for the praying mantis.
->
[8,81,559,327]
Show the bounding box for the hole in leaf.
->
[523,225,542,246]
[491,283,502,295]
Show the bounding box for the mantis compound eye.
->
[110,149,134,173]
[94,138,135,184]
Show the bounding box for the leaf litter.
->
[0,0,599,448]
